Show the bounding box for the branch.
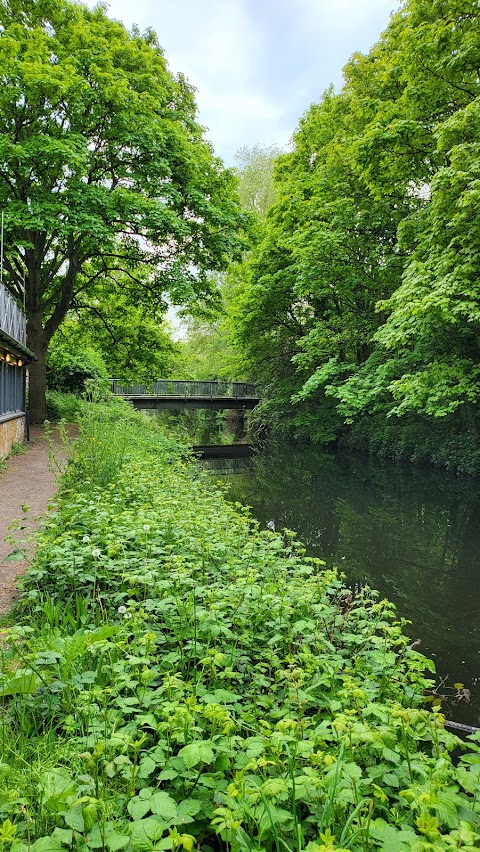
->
[1,256,25,301]
[418,59,476,99]
[73,300,119,344]
[0,170,19,197]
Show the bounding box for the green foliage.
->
[7,441,27,457]
[344,409,480,477]
[0,403,479,851]
[234,144,282,219]
[46,391,83,423]
[169,409,239,446]
[46,341,110,396]
[229,0,480,471]
[0,0,246,420]
[177,267,250,383]
[52,283,181,386]
[176,145,282,385]
[229,83,408,443]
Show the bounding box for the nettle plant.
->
[1,404,480,852]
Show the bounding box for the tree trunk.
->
[27,312,48,424]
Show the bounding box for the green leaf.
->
[201,689,240,704]
[52,829,74,846]
[0,672,41,696]
[138,756,157,779]
[260,778,289,798]
[382,746,401,765]
[128,796,152,822]
[130,818,166,851]
[85,824,104,849]
[178,742,214,769]
[257,805,293,837]
[369,819,417,852]
[149,792,178,822]
[104,825,130,852]
[62,805,84,832]
[74,818,128,851]
[30,837,64,852]
[173,800,203,825]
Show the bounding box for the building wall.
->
[0,414,26,459]
[0,360,24,416]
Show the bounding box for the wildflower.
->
[117,605,127,614]
[143,524,151,532]
[92,548,101,558]
[82,535,90,543]
[124,612,133,620]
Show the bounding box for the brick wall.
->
[0,415,26,459]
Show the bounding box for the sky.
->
[88,0,399,166]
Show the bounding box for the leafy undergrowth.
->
[1,403,480,852]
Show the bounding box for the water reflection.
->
[200,457,254,475]
[207,448,480,726]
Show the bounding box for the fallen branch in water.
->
[444,719,480,734]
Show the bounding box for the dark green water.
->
[207,446,480,727]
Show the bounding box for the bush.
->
[46,341,110,395]
[344,410,480,476]
[46,390,83,422]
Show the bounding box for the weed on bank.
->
[1,403,480,852]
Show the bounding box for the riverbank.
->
[1,400,480,851]
[218,443,480,729]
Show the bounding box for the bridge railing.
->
[111,379,259,398]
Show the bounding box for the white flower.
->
[92,548,101,558]
[124,612,133,619]
[117,605,127,614]
[143,524,151,532]
[82,535,90,543]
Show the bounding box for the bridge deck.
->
[112,380,260,410]
[120,394,260,410]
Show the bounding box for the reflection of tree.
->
[224,446,480,723]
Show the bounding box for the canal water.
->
[203,446,480,727]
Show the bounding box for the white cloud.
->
[89,0,398,164]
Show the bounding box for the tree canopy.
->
[233,144,282,219]
[0,0,245,420]
[228,0,480,468]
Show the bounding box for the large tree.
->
[0,0,244,421]
[334,0,480,425]
[230,0,480,460]
[230,84,409,441]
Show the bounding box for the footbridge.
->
[111,379,260,410]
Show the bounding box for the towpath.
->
[0,427,67,615]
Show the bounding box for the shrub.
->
[46,390,83,422]
[46,341,110,395]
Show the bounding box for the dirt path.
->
[0,426,67,615]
